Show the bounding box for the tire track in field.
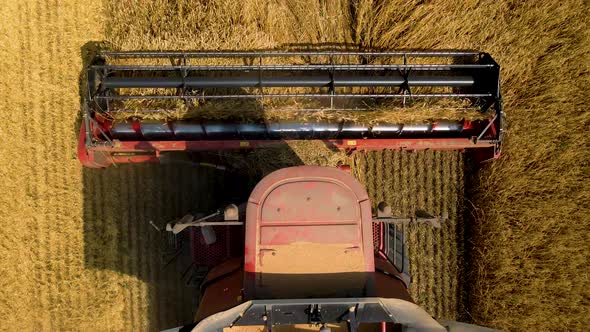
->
[128,166,143,331]
[137,166,151,330]
[162,164,182,327]
[106,167,128,324]
[140,165,157,330]
[430,151,444,318]
[158,165,177,327]
[365,153,378,206]
[17,1,47,328]
[91,168,106,315]
[157,165,175,327]
[2,0,106,329]
[437,153,445,317]
[44,2,68,328]
[119,166,138,330]
[53,7,79,323]
[147,165,160,330]
[449,153,460,317]
[423,151,435,315]
[423,151,438,318]
[383,150,394,212]
[84,166,138,330]
[89,169,128,330]
[443,152,458,318]
[417,151,435,314]
[392,151,402,213]
[153,164,225,328]
[0,2,39,329]
[132,165,148,331]
[117,166,133,331]
[407,152,423,305]
[441,152,453,318]
[31,0,55,327]
[453,152,462,317]
[417,152,431,314]
[93,163,223,330]
[407,152,426,305]
[111,164,162,329]
[149,165,164,330]
[63,12,111,326]
[14,0,107,328]
[455,153,466,318]
[374,150,385,205]
[81,171,95,326]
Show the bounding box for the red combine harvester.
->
[163,166,495,332]
[78,50,502,168]
[78,50,502,331]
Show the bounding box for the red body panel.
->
[90,138,494,152]
[79,136,497,169]
[243,166,375,299]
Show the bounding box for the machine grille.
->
[372,222,382,252]
[191,226,244,267]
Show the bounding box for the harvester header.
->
[78,50,502,168]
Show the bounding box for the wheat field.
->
[1,0,588,331]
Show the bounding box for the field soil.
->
[1,1,588,331]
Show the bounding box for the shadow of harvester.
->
[78,41,307,330]
[81,162,243,329]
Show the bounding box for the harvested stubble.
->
[352,150,467,319]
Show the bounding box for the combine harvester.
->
[77,50,502,331]
[78,50,502,168]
